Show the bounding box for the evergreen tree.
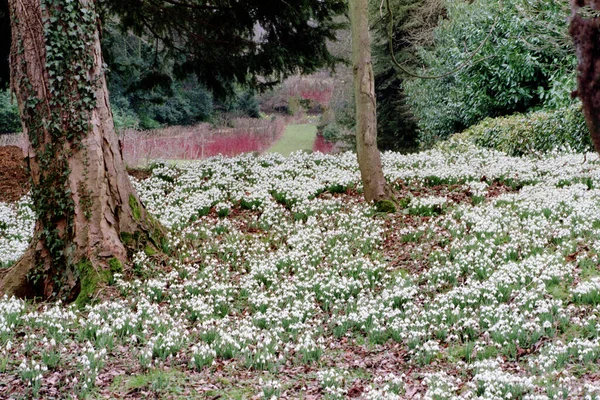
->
[97,0,346,97]
[370,0,445,152]
[102,25,214,129]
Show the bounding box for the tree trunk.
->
[1,0,162,301]
[570,0,600,153]
[349,0,390,203]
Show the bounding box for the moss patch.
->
[144,245,157,257]
[74,260,101,308]
[120,232,135,247]
[119,216,166,258]
[147,214,166,250]
[109,257,123,274]
[375,199,397,213]
[75,258,124,308]
[129,194,141,221]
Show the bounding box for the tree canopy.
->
[0,0,347,96]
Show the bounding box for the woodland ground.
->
[0,146,29,203]
[2,143,600,399]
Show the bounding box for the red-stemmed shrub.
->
[121,117,285,166]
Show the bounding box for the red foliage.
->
[299,88,334,106]
[121,118,286,163]
[312,134,336,154]
[286,77,334,107]
[200,132,277,158]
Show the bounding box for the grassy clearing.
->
[266,123,317,156]
[3,144,600,398]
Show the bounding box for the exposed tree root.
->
[0,248,38,298]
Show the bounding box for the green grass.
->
[266,123,317,156]
[114,369,197,397]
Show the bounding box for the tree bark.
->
[349,0,390,203]
[570,0,600,153]
[1,0,161,301]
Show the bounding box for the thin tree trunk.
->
[1,0,162,301]
[349,0,390,203]
[570,0,600,153]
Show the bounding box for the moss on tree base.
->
[375,199,397,213]
[74,257,123,308]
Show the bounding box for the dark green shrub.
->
[321,123,342,141]
[405,0,576,147]
[457,104,592,155]
[146,80,213,126]
[138,113,162,130]
[111,95,140,130]
[215,89,260,118]
[0,89,21,133]
[317,122,355,150]
[287,96,302,116]
[235,91,260,118]
[103,25,214,129]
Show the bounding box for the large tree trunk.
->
[570,0,600,153]
[1,0,162,301]
[349,0,390,203]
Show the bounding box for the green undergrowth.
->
[456,104,591,156]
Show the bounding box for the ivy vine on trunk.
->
[0,0,163,303]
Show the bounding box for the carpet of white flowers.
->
[2,142,600,398]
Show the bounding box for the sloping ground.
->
[4,146,600,398]
[0,146,29,203]
[266,123,317,156]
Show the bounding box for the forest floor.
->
[0,146,29,203]
[3,145,600,398]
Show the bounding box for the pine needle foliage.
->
[0,0,347,97]
[96,0,347,98]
